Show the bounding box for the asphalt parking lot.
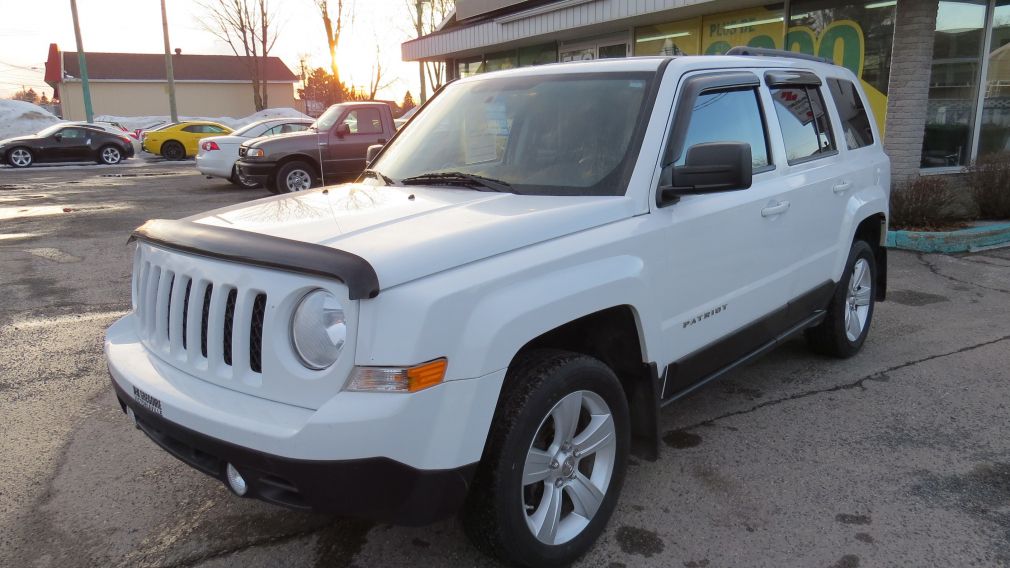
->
[1,162,1009,568]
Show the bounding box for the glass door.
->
[559,34,630,62]
[978,0,1010,156]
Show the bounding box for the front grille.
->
[134,255,266,376]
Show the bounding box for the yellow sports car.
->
[141,121,232,160]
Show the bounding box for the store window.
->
[921,0,988,168]
[518,43,558,66]
[787,0,896,134]
[634,18,701,55]
[702,5,785,54]
[485,50,518,72]
[458,57,484,78]
[979,0,1010,156]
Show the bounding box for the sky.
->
[0,0,425,103]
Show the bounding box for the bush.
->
[966,153,1010,219]
[890,175,962,229]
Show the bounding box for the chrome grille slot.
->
[181,280,192,349]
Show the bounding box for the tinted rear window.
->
[827,78,874,150]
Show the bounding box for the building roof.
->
[57,51,298,83]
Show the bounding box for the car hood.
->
[244,130,316,148]
[0,134,39,146]
[185,183,636,292]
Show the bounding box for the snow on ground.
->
[95,107,311,132]
[0,100,62,141]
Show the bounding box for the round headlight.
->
[291,289,346,370]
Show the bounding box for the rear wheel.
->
[275,161,316,193]
[98,145,123,165]
[230,165,260,189]
[463,350,629,567]
[161,140,185,160]
[7,147,33,168]
[806,240,876,358]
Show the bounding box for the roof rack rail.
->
[725,46,833,64]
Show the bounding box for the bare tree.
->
[406,0,453,103]
[199,0,279,110]
[316,0,354,92]
[367,45,396,100]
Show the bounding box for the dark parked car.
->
[0,124,136,168]
[235,102,396,193]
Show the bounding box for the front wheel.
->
[7,147,33,168]
[806,240,876,358]
[98,145,123,165]
[275,161,316,193]
[463,350,629,568]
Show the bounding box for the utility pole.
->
[160,0,178,122]
[69,0,94,122]
[416,0,426,103]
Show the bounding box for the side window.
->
[827,78,874,150]
[261,125,282,137]
[182,125,202,133]
[343,109,383,135]
[283,123,308,133]
[61,128,86,139]
[676,88,770,169]
[770,85,836,163]
[206,125,226,133]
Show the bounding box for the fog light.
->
[225,463,248,496]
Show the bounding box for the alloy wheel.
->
[845,258,872,341]
[10,148,31,167]
[102,147,121,164]
[522,390,616,546]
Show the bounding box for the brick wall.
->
[884,0,940,184]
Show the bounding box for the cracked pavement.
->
[2,164,1010,567]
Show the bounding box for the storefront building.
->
[402,0,1010,183]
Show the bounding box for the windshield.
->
[37,124,67,137]
[312,105,344,131]
[372,72,655,196]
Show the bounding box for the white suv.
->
[106,49,889,567]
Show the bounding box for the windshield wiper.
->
[399,172,514,193]
[360,168,397,186]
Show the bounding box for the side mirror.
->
[658,142,752,206]
[335,123,351,138]
[53,133,62,141]
[365,144,383,164]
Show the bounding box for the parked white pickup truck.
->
[106,48,889,567]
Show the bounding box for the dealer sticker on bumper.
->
[133,385,163,416]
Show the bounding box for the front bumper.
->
[235,160,275,186]
[111,379,476,524]
[105,314,505,524]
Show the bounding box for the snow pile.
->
[95,107,312,132]
[0,100,63,141]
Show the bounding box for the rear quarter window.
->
[827,78,874,150]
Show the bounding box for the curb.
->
[886,222,1010,253]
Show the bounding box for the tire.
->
[98,145,123,165]
[7,147,33,168]
[275,161,316,193]
[463,350,630,568]
[161,140,185,161]
[805,240,876,358]
[230,165,260,189]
